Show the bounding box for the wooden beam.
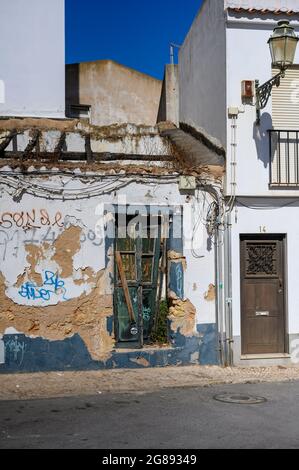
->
[53,132,66,161]
[0,130,17,154]
[23,130,40,159]
[85,134,93,163]
[2,151,174,162]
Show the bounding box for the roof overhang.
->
[161,122,225,167]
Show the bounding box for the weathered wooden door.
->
[114,215,161,345]
[240,235,286,355]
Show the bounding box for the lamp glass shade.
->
[268,21,299,69]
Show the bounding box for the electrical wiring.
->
[0,173,180,201]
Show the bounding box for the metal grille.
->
[245,242,278,277]
[269,130,299,186]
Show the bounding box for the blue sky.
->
[65,0,202,79]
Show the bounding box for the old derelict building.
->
[0,119,224,371]
[0,0,226,372]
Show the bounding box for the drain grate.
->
[213,394,267,405]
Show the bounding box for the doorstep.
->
[240,353,291,360]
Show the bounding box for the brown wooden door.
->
[240,235,286,355]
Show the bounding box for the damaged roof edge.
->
[160,122,225,168]
[179,122,226,159]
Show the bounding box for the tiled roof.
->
[228,8,298,14]
[225,1,299,14]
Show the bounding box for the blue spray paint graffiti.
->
[176,264,184,299]
[18,271,68,301]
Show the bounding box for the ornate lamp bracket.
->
[255,70,285,124]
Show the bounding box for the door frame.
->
[239,234,289,355]
[113,211,163,348]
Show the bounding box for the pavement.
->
[1,364,299,400]
[1,379,299,449]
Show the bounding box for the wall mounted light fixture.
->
[255,20,298,124]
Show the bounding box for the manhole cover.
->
[214,394,267,405]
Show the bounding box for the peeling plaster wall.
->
[0,175,218,371]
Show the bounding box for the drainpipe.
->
[223,110,242,366]
[197,183,226,366]
[214,222,225,366]
[224,211,234,366]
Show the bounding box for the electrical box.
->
[179,176,196,191]
[241,80,255,99]
[228,107,239,118]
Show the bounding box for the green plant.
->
[151,299,169,344]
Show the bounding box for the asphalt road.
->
[1,380,299,449]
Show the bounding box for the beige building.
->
[66,60,162,126]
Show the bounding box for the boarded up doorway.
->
[114,213,162,347]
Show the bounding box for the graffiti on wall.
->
[5,336,26,366]
[18,271,68,302]
[175,263,184,299]
[0,209,103,261]
[0,209,64,230]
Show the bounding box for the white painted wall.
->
[179,0,227,147]
[231,199,299,339]
[0,176,216,326]
[226,15,299,197]
[0,0,65,118]
[225,13,299,364]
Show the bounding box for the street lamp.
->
[255,20,299,124]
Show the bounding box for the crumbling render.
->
[14,226,83,288]
[15,244,48,287]
[204,284,216,302]
[130,357,150,367]
[1,224,115,362]
[167,250,187,271]
[0,271,114,362]
[168,291,197,338]
[52,226,81,278]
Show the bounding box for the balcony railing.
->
[269,130,299,187]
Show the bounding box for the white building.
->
[180,0,299,366]
[0,0,65,118]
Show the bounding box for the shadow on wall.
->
[65,64,80,117]
[253,112,273,169]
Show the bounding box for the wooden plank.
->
[115,251,136,323]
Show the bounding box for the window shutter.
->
[272,66,299,130]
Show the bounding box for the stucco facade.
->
[0,119,223,372]
[66,60,162,127]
